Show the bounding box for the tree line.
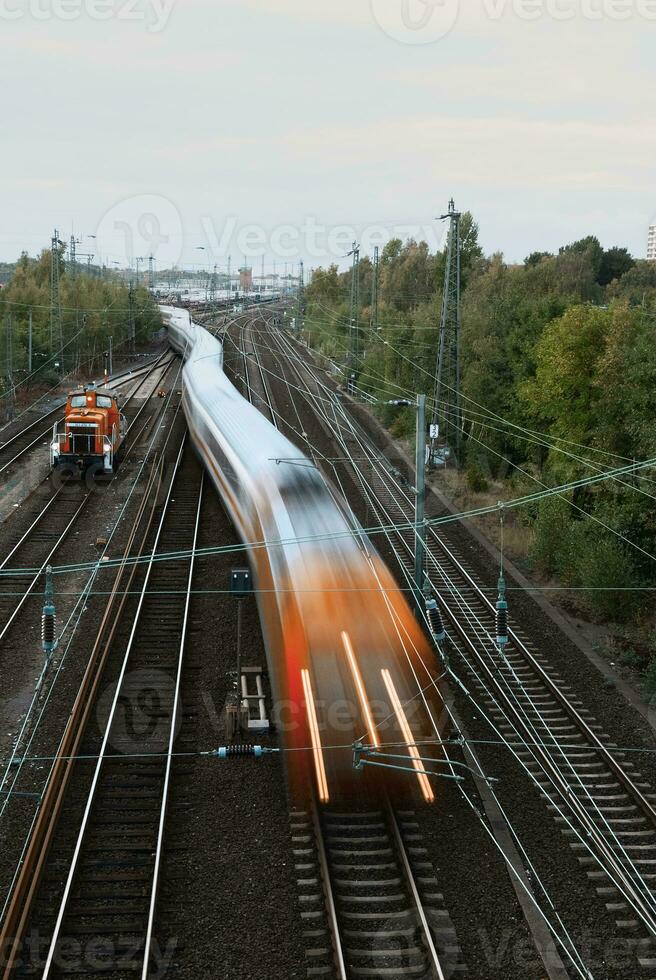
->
[303,227,656,689]
[0,249,162,397]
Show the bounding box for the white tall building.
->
[648,224,656,261]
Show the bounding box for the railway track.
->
[258,320,656,976]
[0,353,172,480]
[0,354,177,658]
[350,433,656,963]
[0,434,204,978]
[293,799,464,980]
[239,317,277,426]
[223,313,465,980]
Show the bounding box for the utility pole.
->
[298,260,305,315]
[208,264,217,304]
[69,235,80,280]
[128,281,136,353]
[414,394,427,611]
[347,242,360,387]
[28,308,33,374]
[387,396,428,614]
[370,245,380,332]
[50,230,63,372]
[5,315,16,421]
[432,199,462,467]
[148,255,155,290]
[227,255,231,299]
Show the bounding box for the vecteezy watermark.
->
[371,0,656,44]
[370,0,460,44]
[199,214,446,265]
[93,201,446,273]
[0,0,176,32]
[96,668,180,755]
[95,194,184,270]
[483,0,656,21]
[475,927,635,973]
[4,930,177,978]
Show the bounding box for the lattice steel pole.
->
[370,245,379,333]
[432,199,462,467]
[50,230,63,370]
[414,393,427,612]
[347,242,360,389]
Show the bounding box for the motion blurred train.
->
[163,306,446,804]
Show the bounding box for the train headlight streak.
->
[301,669,330,803]
[381,668,435,803]
[341,630,379,749]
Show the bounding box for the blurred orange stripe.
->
[381,668,434,803]
[301,669,329,803]
[341,631,379,748]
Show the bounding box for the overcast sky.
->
[1,0,654,272]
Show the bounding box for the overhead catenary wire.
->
[252,316,656,557]
[0,449,651,582]
[266,315,656,947]
[0,363,185,832]
[268,319,592,973]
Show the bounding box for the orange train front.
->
[50,386,126,476]
[164,306,446,804]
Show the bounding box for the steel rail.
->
[310,796,348,980]
[266,331,621,971]
[250,339,278,426]
[0,351,172,478]
[310,794,447,980]
[238,317,278,427]
[0,355,178,648]
[266,323,656,936]
[0,494,91,647]
[386,801,446,980]
[0,406,62,474]
[41,435,190,978]
[141,469,204,979]
[0,448,167,977]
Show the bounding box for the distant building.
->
[239,266,253,291]
[253,273,280,294]
[648,224,656,261]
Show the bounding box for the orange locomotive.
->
[50,385,126,477]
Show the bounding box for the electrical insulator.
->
[496,574,508,647]
[216,745,264,759]
[42,565,56,658]
[425,597,446,644]
[42,605,56,655]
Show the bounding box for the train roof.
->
[68,385,117,397]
